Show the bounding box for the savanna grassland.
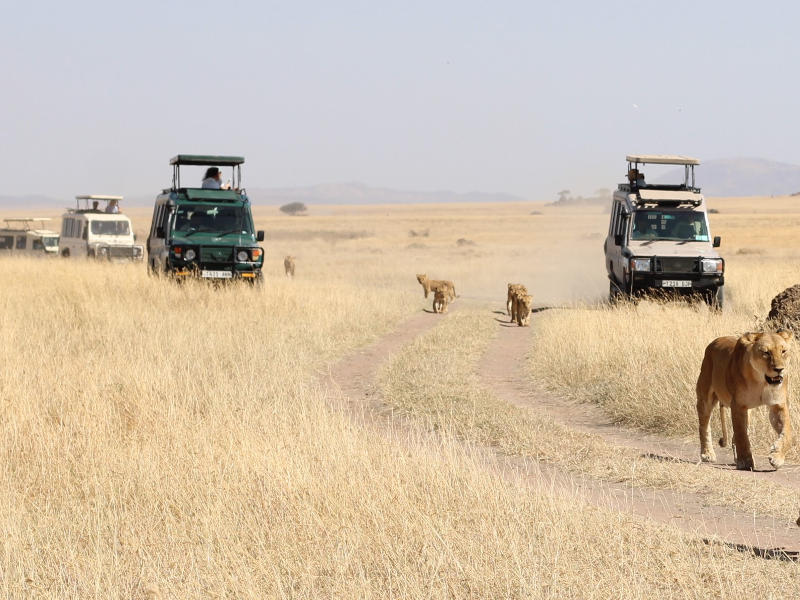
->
[1,196,800,598]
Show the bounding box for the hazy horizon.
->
[3,1,799,200]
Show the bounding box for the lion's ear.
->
[740,332,759,345]
[777,329,794,342]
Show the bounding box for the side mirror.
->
[156,227,165,239]
[614,233,624,246]
[133,233,137,241]
[256,230,265,242]
[713,236,721,248]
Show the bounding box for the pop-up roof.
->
[170,155,245,166]
[626,154,700,166]
[3,218,52,230]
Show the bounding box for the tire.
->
[609,280,623,305]
[61,249,70,258]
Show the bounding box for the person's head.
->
[628,168,639,183]
[204,167,221,180]
[92,200,99,209]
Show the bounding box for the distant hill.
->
[663,158,800,197]
[0,194,62,209]
[0,183,527,209]
[244,182,526,205]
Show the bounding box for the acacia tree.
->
[280,202,308,216]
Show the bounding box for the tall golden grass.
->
[528,259,800,458]
[2,197,800,596]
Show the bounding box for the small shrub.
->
[280,202,308,216]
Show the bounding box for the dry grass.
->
[528,261,800,459]
[4,197,800,596]
[379,308,800,520]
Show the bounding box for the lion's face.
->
[416,274,427,284]
[742,331,793,386]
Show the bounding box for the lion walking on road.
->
[696,330,793,470]
[417,274,456,301]
[284,256,295,277]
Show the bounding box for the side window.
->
[0,235,13,249]
[609,203,619,235]
[616,210,626,236]
[16,235,27,249]
[150,205,161,237]
[61,219,69,237]
[82,222,88,240]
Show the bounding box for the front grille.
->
[656,257,697,273]
[109,246,136,258]
[200,246,233,264]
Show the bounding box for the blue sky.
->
[2,1,798,200]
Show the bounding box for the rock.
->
[766,284,800,333]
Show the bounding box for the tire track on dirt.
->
[479,309,800,553]
[321,304,800,558]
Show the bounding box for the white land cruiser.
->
[604,155,724,308]
[0,218,59,256]
[59,195,144,261]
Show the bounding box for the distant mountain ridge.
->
[663,157,800,197]
[244,182,526,205]
[0,183,527,209]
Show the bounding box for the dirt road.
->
[322,304,800,559]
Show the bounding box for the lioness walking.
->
[696,330,793,470]
[284,256,295,277]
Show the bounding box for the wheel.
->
[61,249,70,258]
[609,280,623,305]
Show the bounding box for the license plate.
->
[661,280,691,288]
[201,270,232,279]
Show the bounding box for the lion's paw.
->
[736,456,755,471]
[700,452,716,463]
[718,437,728,448]
[769,453,785,469]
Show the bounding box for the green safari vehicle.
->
[146,155,265,282]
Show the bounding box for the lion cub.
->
[696,330,793,470]
[508,284,531,324]
[416,274,456,301]
[284,256,295,277]
[507,283,526,316]
[513,293,533,326]
[432,289,449,314]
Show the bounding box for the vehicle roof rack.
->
[170,155,245,166]
[3,218,51,230]
[626,154,700,166]
[635,189,702,207]
[75,195,124,201]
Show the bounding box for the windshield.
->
[91,220,131,236]
[42,236,58,247]
[630,210,709,242]
[172,204,254,236]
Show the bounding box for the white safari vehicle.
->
[604,155,724,308]
[59,195,144,261]
[0,218,59,256]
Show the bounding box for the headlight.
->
[631,258,651,272]
[98,246,108,255]
[236,250,249,262]
[701,258,723,273]
[184,248,196,261]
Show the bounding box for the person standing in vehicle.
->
[202,167,222,189]
[105,199,120,214]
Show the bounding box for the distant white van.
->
[0,218,59,257]
[59,195,143,261]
